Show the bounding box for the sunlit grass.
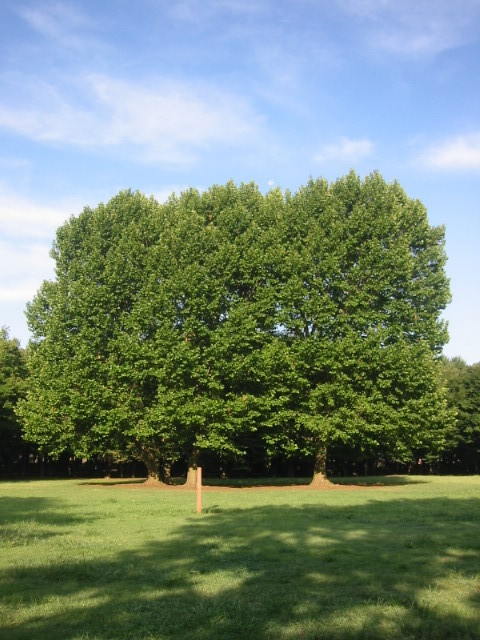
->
[1,476,479,639]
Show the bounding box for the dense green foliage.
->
[18,173,452,480]
[0,329,28,473]
[442,357,480,472]
[1,477,479,639]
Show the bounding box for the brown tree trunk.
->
[160,462,172,485]
[141,449,168,485]
[310,443,330,486]
[183,448,200,488]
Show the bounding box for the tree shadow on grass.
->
[1,496,479,640]
[332,475,430,487]
[0,497,97,546]
[80,478,147,486]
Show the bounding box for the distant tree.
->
[442,357,480,472]
[0,329,28,473]
[463,363,480,471]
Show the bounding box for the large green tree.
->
[259,172,451,482]
[19,185,280,483]
[19,173,451,483]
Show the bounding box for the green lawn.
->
[1,476,479,640]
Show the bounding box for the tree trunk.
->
[183,449,200,488]
[160,462,172,485]
[141,449,168,485]
[104,453,113,479]
[310,443,330,486]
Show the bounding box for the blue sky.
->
[1,0,479,362]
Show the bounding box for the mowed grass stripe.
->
[0,476,479,640]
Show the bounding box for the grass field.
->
[1,476,479,640]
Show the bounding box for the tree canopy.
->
[19,172,452,483]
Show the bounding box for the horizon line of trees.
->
[1,338,479,479]
[1,173,478,481]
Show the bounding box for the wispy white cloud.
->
[0,187,77,239]
[314,136,374,163]
[169,0,267,20]
[17,2,95,50]
[0,285,41,303]
[0,185,80,311]
[251,37,340,115]
[90,75,262,162]
[0,74,265,165]
[0,80,97,145]
[338,0,480,56]
[0,156,31,170]
[0,239,53,306]
[418,133,480,170]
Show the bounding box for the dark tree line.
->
[0,328,33,476]
[440,357,480,473]
[2,173,475,480]
[1,341,479,479]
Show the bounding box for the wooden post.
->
[196,466,202,514]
